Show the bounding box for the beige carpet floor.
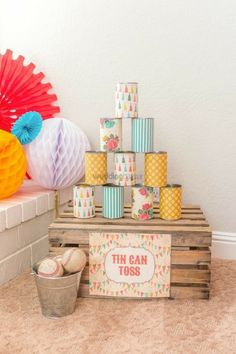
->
[0,258,236,354]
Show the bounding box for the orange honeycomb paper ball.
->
[0,130,27,199]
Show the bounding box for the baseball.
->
[62,248,86,273]
[38,258,64,277]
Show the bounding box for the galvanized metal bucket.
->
[32,258,83,318]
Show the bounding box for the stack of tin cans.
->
[73,82,182,221]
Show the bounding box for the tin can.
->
[102,184,124,219]
[114,151,136,186]
[132,118,154,152]
[144,151,167,187]
[73,184,95,218]
[100,118,122,152]
[85,151,107,185]
[159,184,182,220]
[115,82,138,118]
[131,184,154,220]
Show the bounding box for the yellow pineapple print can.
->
[159,184,182,220]
[85,151,107,185]
[144,151,167,187]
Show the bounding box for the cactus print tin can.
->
[73,184,95,218]
[114,151,136,186]
[100,118,122,152]
[85,151,107,185]
[131,185,154,220]
[102,184,124,219]
[115,82,138,118]
[144,151,167,187]
[159,184,182,220]
[132,118,154,152]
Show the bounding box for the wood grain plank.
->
[53,217,209,227]
[50,247,211,266]
[170,285,209,299]
[80,265,210,284]
[49,229,212,247]
[170,268,210,283]
[78,283,209,299]
[64,209,204,216]
[67,203,201,210]
[49,223,211,233]
[60,213,206,221]
[171,250,211,265]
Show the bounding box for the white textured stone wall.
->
[0,181,72,286]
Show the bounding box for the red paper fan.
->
[0,49,60,131]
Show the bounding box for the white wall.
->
[1,0,236,233]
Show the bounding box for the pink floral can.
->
[131,185,154,220]
[100,118,122,152]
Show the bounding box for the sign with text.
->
[89,233,171,298]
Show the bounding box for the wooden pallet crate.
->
[48,204,212,300]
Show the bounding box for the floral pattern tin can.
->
[73,184,95,218]
[131,185,154,220]
[114,151,136,186]
[85,151,107,185]
[115,82,138,118]
[144,151,167,187]
[100,118,122,152]
[159,184,182,220]
[102,184,124,219]
[132,118,154,152]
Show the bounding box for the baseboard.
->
[212,231,236,260]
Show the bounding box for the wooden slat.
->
[67,203,201,210]
[50,246,211,266]
[78,283,209,300]
[170,285,209,299]
[171,250,211,265]
[170,268,210,283]
[63,208,205,215]
[65,209,204,215]
[49,229,212,247]
[60,213,206,221]
[80,265,210,284]
[53,216,209,227]
[49,222,211,233]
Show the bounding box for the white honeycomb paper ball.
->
[24,118,90,189]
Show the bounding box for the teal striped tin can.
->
[131,118,154,152]
[102,184,124,219]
